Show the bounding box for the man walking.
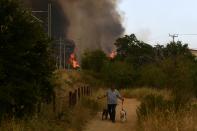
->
[98,86,124,123]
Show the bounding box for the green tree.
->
[81,50,107,72]
[138,64,167,88]
[115,34,155,66]
[0,0,54,118]
[162,41,193,58]
[101,61,135,87]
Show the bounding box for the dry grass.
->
[0,97,100,131]
[131,87,197,131]
[0,70,101,131]
[137,107,197,131]
[121,87,172,100]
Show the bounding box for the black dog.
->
[102,108,108,120]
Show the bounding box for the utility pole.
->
[32,2,52,39]
[59,37,62,69]
[55,38,66,70]
[64,43,66,69]
[56,56,59,69]
[169,34,178,43]
[48,3,52,38]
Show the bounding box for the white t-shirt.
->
[107,89,121,104]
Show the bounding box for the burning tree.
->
[109,51,117,60]
[69,53,80,69]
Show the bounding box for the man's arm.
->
[116,90,124,101]
[118,95,124,101]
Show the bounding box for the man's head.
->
[110,84,115,91]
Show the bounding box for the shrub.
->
[101,61,135,87]
[160,56,196,101]
[138,64,167,88]
[81,50,107,72]
[0,0,54,118]
[137,93,194,121]
[137,99,197,131]
[137,94,172,120]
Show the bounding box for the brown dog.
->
[102,108,108,120]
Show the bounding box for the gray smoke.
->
[58,0,125,57]
[23,0,48,9]
[24,0,125,59]
[24,0,68,39]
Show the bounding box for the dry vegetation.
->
[0,98,99,131]
[137,107,197,131]
[122,87,197,131]
[121,87,172,100]
[0,70,101,131]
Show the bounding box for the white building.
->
[190,49,197,56]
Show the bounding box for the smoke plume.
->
[24,0,124,59]
[24,0,68,39]
[58,0,124,57]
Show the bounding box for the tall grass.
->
[121,87,172,100]
[137,106,197,131]
[0,97,100,131]
[121,87,197,131]
[136,91,197,131]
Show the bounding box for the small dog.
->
[102,108,108,120]
[120,109,127,122]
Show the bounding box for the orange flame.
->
[69,53,80,69]
[109,51,117,59]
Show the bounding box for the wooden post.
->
[86,86,88,96]
[75,89,77,104]
[78,88,81,100]
[80,87,82,96]
[90,87,92,96]
[87,87,89,96]
[37,102,41,113]
[72,92,75,106]
[69,91,72,107]
[84,86,86,96]
[52,91,56,112]
[88,87,90,96]
[82,86,85,96]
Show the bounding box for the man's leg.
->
[111,104,117,122]
[108,104,112,120]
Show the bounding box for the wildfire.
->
[109,51,117,59]
[69,53,80,69]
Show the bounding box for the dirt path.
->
[84,99,140,131]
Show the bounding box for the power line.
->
[169,34,178,43]
[178,34,197,36]
[169,33,197,43]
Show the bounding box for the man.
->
[98,85,124,123]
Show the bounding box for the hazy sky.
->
[118,0,197,49]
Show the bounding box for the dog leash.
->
[121,99,124,110]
